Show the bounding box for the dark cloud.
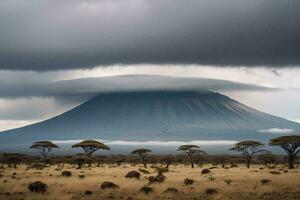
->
[0,0,299,71]
[0,74,278,99]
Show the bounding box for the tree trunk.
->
[191,162,194,168]
[288,156,295,169]
[143,160,147,168]
[166,162,170,169]
[221,161,225,168]
[246,159,250,168]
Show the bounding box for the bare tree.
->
[178,145,205,168]
[30,141,59,158]
[131,149,152,168]
[229,141,267,168]
[269,135,300,169]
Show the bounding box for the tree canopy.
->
[178,144,205,168]
[131,148,152,168]
[30,141,59,149]
[229,141,267,168]
[131,149,152,155]
[269,135,300,169]
[30,141,59,158]
[72,140,110,157]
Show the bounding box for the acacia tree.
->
[215,155,229,168]
[257,152,276,167]
[269,135,300,169]
[131,149,152,168]
[161,155,175,169]
[229,141,267,168]
[72,140,110,157]
[72,154,93,169]
[177,145,205,168]
[30,141,59,158]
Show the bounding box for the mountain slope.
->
[0,90,299,146]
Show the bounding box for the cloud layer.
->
[258,128,294,134]
[52,139,238,146]
[0,74,277,98]
[0,0,299,70]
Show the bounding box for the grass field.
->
[0,164,300,200]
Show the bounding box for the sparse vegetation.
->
[125,171,140,179]
[205,188,218,195]
[28,181,48,193]
[229,141,268,168]
[61,170,72,177]
[261,178,271,185]
[101,181,119,189]
[30,141,59,158]
[0,138,299,199]
[131,149,152,168]
[184,178,194,185]
[178,145,205,168]
[224,179,233,185]
[72,140,110,157]
[269,135,300,169]
[164,187,178,193]
[140,185,154,194]
[201,168,211,174]
[148,171,166,184]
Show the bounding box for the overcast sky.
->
[0,0,300,131]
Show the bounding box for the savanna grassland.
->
[0,163,300,200]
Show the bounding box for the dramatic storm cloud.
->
[0,0,299,70]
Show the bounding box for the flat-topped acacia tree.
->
[229,141,268,168]
[131,148,152,168]
[269,135,300,169]
[30,141,59,158]
[72,140,110,157]
[178,145,205,168]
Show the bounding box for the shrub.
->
[28,181,48,193]
[164,187,178,193]
[78,174,85,179]
[61,171,72,177]
[148,171,166,184]
[208,175,215,181]
[270,171,281,175]
[205,188,218,195]
[101,181,119,189]
[84,190,92,195]
[261,179,271,185]
[184,178,194,185]
[224,179,233,185]
[155,167,169,173]
[139,168,150,174]
[140,185,153,194]
[125,171,141,179]
[30,163,47,170]
[201,168,211,174]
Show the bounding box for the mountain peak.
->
[0,90,299,146]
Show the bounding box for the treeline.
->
[0,151,297,170]
[0,135,299,170]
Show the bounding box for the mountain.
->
[0,90,299,146]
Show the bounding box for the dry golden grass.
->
[0,164,300,200]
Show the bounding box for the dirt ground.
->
[0,164,299,200]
